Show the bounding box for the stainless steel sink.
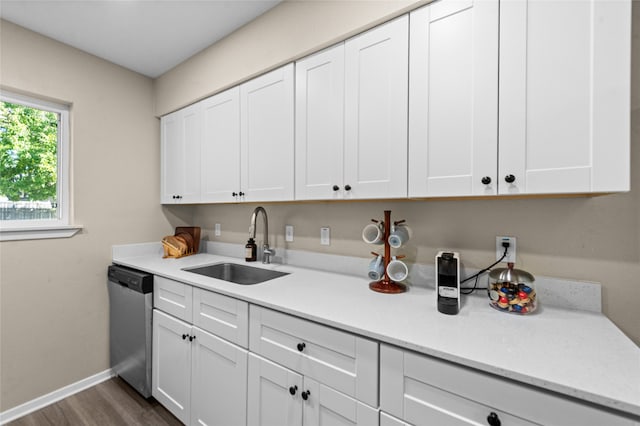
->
[183,262,289,285]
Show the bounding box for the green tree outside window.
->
[0,101,58,202]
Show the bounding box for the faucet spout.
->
[249,206,271,264]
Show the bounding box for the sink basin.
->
[183,262,289,285]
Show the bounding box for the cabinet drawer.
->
[153,276,193,322]
[249,305,378,407]
[193,287,249,348]
[380,344,638,426]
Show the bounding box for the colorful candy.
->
[488,281,536,314]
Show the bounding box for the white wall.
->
[0,20,183,411]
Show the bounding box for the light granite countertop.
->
[113,246,640,419]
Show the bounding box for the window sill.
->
[0,225,83,241]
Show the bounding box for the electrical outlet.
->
[320,227,330,245]
[214,223,221,237]
[496,236,516,263]
[285,225,294,242]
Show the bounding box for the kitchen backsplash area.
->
[164,193,640,345]
[114,240,603,315]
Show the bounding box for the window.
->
[0,90,80,240]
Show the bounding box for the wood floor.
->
[7,377,182,426]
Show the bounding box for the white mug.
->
[362,223,384,245]
[386,257,408,282]
[367,255,384,281]
[388,224,410,248]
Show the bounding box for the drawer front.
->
[249,305,378,407]
[193,287,249,348]
[380,344,638,426]
[153,276,193,322]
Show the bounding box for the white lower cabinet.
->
[152,282,249,426]
[153,309,248,426]
[152,309,192,424]
[248,353,378,426]
[249,305,378,407]
[380,344,637,426]
[379,412,410,426]
[191,326,248,426]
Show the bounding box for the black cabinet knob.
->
[487,412,501,426]
[239,191,245,196]
[332,185,340,191]
[182,334,188,340]
[232,192,238,197]
[481,176,492,185]
[301,390,311,401]
[344,185,352,191]
[504,174,516,184]
[289,385,298,396]
[297,342,306,352]
[189,335,196,342]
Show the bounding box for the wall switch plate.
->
[496,236,516,263]
[214,223,221,237]
[285,225,294,242]
[320,227,330,245]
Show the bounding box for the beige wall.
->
[0,20,181,411]
[154,0,430,116]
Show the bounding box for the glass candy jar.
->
[488,263,536,314]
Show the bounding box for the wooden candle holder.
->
[369,210,407,294]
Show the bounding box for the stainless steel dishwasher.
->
[107,264,153,398]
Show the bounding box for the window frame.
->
[0,89,81,241]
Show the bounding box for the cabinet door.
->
[380,412,411,426]
[295,44,346,201]
[191,326,248,426]
[181,103,202,203]
[408,0,498,197]
[344,16,409,199]
[160,104,202,203]
[303,377,379,426]
[241,64,295,202]
[499,0,631,194]
[152,310,192,425]
[160,110,183,203]
[201,87,241,203]
[248,353,303,426]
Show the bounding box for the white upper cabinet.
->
[200,87,241,203]
[408,0,499,197]
[160,103,202,203]
[344,16,409,199]
[295,45,346,200]
[498,0,631,195]
[241,64,295,202]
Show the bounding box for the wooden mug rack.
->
[368,210,407,294]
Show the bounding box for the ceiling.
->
[0,0,282,78]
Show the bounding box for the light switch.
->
[320,227,330,245]
[285,225,294,242]
[214,223,221,236]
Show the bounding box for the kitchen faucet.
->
[249,206,272,264]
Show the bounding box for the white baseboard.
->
[0,369,114,425]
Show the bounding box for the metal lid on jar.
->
[489,262,535,284]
